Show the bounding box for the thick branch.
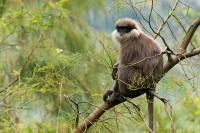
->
[164,47,200,73]
[179,16,200,53]
[164,15,200,72]
[73,102,119,133]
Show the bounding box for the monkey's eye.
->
[116,27,132,33]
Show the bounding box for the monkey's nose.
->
[119,33,124,36]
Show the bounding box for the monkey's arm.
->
[112,63,119,80]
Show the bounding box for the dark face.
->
[116,26,133,36]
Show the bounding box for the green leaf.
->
[31,83,40,87]
[91,93,102,97]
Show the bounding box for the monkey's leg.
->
[146,91,154,133]
[110,81,126,104]
[103,81,125,105]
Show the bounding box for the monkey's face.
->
[112,18,142,44]
[116,26,132,36]
[112,27,140,44]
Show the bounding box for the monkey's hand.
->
[112,63,119,80]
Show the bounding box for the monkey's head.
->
[112,18,142,44]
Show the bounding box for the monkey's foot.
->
[103,90,113,101]
[103,90,126,105]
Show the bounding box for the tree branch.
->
[73,102,119,133]
[164,48,200,73]
[154,0,180,39]
[179,15,200,53]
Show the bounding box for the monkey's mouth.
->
[119,33,125,36]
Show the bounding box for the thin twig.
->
[96,37,113,67]
[118,49,169,69]
[126,99,153,133]
[0,32,44,93]
[154,0,180,39]
[2,108,21,133]
[64,94,79,127]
